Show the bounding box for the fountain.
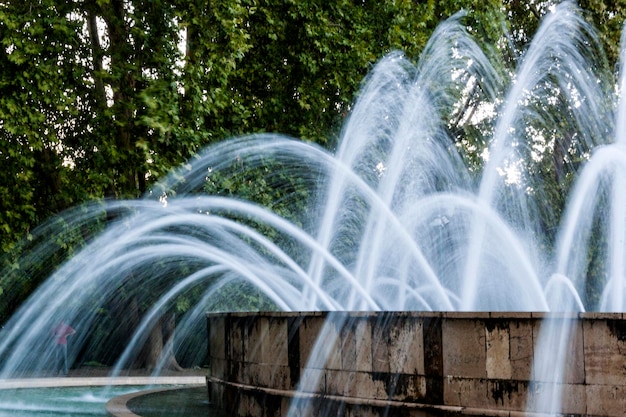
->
[1,1,626,416]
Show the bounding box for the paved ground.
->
[0,367,207,389]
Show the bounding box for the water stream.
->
[1,2,624,415]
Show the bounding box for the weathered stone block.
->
[387,374,427,402]
[298,316,321,368]
[351,370,389,400]
[371,318,390,374]
[248,363,291,390]
[209,316,226,360]
[280,397,291,417]
[322,321,342,370]
[210,357,227,379]
[509,320,533,380]
[229,359,245,384]
[442,319,486,379]
[298,368,325,393]
[531,318,584,384]
[299,316,341,370]
[583,319,626,386]
[354,319,373,373]
[268,318,289,367]
[563,320,584,384]
[486,323,511,380]
[525,381,585,414]
[388,317,424,375]
[346,405,381,417]
[443,376,488,408]
[247,317,269,364]
[229,318,246,362]
[340,320,357,371]
[238,317,287,367]
[585,385,626,417]
[237,392,251,417]
[324,369,350,397]
[559,383,586,415]
[486,379,528,411]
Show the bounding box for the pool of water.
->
[127,386,227,417]
[0,385,168,417]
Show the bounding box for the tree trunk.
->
[101,0,141,198]
[553,130,573,187]
[86,6,107,110]
[160,314,184,371]
[131,310,183,371]
[143,321,163,372]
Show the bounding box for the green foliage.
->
[0,0,510,254]
[0,203,109,322]
[210,281,278,312]
[2,0,624,316]
[176,0,507,147]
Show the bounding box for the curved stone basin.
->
[206,311,626,417]
[106,386,213,417]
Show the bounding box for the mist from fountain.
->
[0,2,624,415]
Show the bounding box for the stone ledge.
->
[208,311,623,320]
[0,376,206,389]
[105,387,176,417]
[208,376,577,417]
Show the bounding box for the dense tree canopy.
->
[0,0,625,329]
[0,0,511,365]
[0,0,510,261]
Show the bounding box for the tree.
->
[175,0,507,146]
[0,0,516,253]
[0,0,192,369]
[13,0,626,363]
[499,1,620,307]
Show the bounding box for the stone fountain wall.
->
[206,311,626,417]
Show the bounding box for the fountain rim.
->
[105,385,206,417]
[0,375,206,390]
[208,310,626,416]
[207,376,571,417]
[206,310,626,319]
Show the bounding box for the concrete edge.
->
[105,379,207,417]
[0,375,206,389]
[207,376,558,417]
[207,311,626,320]
[105,386,187,417]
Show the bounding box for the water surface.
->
[0,385,172,417]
